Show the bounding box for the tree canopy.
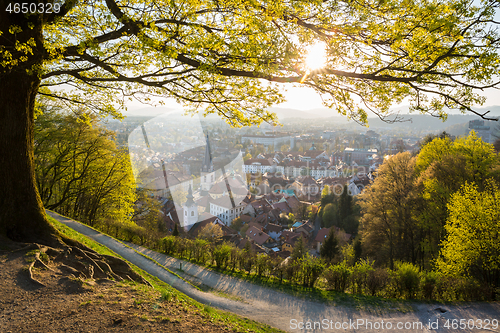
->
[34,107,136,227]
[1,0,500,243]
[359,152,418,268]
[3,0,500,124]
[437,181,500,290]
[415,131,498,261]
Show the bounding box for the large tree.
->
[1,0,499,244]
[437,181,500,294]
[359,152,419,268]
[34,107,136,227]
[415,132,498,263]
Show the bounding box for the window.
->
[191,211,194,216]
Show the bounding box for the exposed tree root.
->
[27,259,46,287]
[20,241,152,288]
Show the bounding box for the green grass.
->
[47,213,285,333]
[48,215,117,257]
[156,252,415,313]
[212,267,414,312]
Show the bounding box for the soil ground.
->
[0,248,258,333]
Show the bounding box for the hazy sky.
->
[125,83,500,116]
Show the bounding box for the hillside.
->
[0,220,282,333]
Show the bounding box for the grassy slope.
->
[48,214,285,333]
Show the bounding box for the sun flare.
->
[304,43,327,71]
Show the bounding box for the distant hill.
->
[270,106,500,133]
[119,105,500,134]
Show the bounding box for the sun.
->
[304,42,327,71]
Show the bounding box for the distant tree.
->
[353,239,363,263]
[359,152,418,269]
[35,108,136,228]
[321,185,331,197]
[419,131,453,148]
[230,217,243,232]
[494,138,500,154]
[240,224,250,235]
[321,203,337,228]
[437,181,500,294]
[308,205,319,220]
[280,144,290,152]
[172,223,179,237]
[321,185,335,206]
[197,222,224,242]
[338,185,353,221]
[320,228,339,262]
[170,187,188,207]
[294,203,309,220]
[243,153,253,161]
[133,188,164,243]
[291,236,307,260]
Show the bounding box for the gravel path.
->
[48,211,500,333]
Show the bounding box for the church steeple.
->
[185,184,195,207]
[183,184,198,227]
[201,133,213,173]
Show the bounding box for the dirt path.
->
[48,211,500,333]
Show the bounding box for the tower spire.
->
[201,132,213,173]
[185,184,195,207]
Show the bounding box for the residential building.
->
[468,120,492,143]
[209,195,247,226]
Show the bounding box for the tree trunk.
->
[0,9,58,243]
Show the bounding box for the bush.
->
[297,255,326,288]
[161,236,176,255]
[213,243,232,269]
[420,271,439,300]
[435,276,491,301]
[324,262,351,292]
[351,260,374,294]
[394,262,420,299]
[367,268,389,296]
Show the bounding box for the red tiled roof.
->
[244,158,274,166]
[272,201,292,214]
[265,223,283,233]
[240,214,252,223]
[315,228,332,242]
[209,182,225,194]
[302,150,328,159]
[246,226,271,246]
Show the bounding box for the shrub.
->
[213,243,232,269]
[420,271,439,300]
[324,262,351,292]
[351,260,374,294]
[161,236,176,255]
[394,262,420,299]
[297,255,326,288]
[367,268,389,296]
